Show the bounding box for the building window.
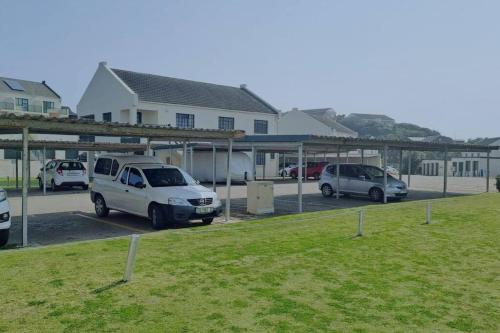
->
[254,120,268,134]
[218,117,234,130]
[43,101,54,113]
[81,114,95,120]
[65,149,79,160]
[121,137,140,144]
[137,111,143,124]
[4,149,21,159]
[79,135,95,143]
[176,113,194,128]
[256,152,266,165]
[102,112,112,122]
[15,98,28,111]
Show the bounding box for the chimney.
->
[99,61,108,67]
[240,84,247,89]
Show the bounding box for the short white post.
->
[357,209,364,237]
[123,234,140,282]
[426,202,432,225]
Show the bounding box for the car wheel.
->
[321,184,334,197]
[94,194,110,217]
[0,229,9,247]
[369,188,384,202]
[149,204,167,230]
[202,217,214,225]
[50,180,58,192]
[313,172,320,180]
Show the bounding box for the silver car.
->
[318,164,408,202]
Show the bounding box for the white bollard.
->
[426,202,432,225]
[357,209,364,237]
[123,234,140,282]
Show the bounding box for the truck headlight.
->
[0,212,9,221]
[0,190,6,202]
[167,197,189,206]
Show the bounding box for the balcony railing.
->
[0,102,68,116]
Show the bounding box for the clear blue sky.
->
[1,0,499,139]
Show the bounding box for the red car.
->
[289,161,328,180]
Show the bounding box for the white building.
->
[278,108,358,138]
[0,76,75,177]
[421,137,500,177]
[77,62,280,177]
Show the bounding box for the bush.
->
[496,176,500,192]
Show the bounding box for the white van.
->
[90,155,223,229]
[0,187,11,247]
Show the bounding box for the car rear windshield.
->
[363,166,385,178]
[142,168,196,187]
[59,162,85,170]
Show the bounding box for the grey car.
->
[318,164,408,202]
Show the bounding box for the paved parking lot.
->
[5,175,492,247]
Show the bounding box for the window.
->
[81,114,95,120]
[254,120,268,134]
[326,165,337,175]
[110,159,120,176]
[143,168,194,187]
[128,168,144,187]
[79,135,95,143]
[176,113,194,128]
[43,101,54,113]
[256,152,266,165]
[270,153,275,159]
[94,158,112,175]
[218,117,234,130]
[58,161,85,170]
[15,98,28,111]
[102,112,112,122]
[137,111,143,124]
[4,149,21,159]
[120,167,130,184]
[120,137,140,144]
[65,149,79,160]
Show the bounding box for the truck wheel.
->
[202,217,214,225]
[369,188,384,202]
[149,204,167,230]
[0,229,9,247]
[94,194,110,217]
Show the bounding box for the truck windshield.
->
[142,168,196,187]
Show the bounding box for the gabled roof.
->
[476,137,500,146]
[110,68,278,115]
[0,76,60,99]
[300,108,358,136]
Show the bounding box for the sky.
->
[1,0,499,139]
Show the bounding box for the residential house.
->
[0,76,76,177]
[77,62,280,177]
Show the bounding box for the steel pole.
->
[336,146,340,200]
[407,151,411,188]
[182,141,187,170]
[22,127,29,247]
[383,145,388,204]
[399,149,403,181]
[212,144,216,192]
[42,146,46,195]
[443,147,448,197]
[298,144,303,212]
[225,139,233,222]
[486,151,490,192]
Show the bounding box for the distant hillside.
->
[337,114,448,141]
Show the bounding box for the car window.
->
[142,168,190,187]
[95,158,112,175]
[326,165,337,175]
[128,168,144,187]
[120,167,129,184]
[59,161,85,170]
[110,159,119,176]
[341,165,361,178]
[363,166,385,179]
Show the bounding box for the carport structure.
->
[0,114,244,247]
[188,135,497,213]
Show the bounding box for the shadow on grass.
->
[92,280,126,294]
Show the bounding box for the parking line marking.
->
[74,213,145,233]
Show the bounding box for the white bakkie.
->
[0,187,11,247]
[90,155,222,229]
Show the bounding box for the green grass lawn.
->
[0,177,38,189]
[0,194,499,332]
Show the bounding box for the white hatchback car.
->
[37,160,89,191]
[0,188,11,247]
[90,155,223,229]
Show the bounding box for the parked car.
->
[37,160,89,191]
[279,163,297,177]
[0,188,11,247]
[319,164,408,202]
[90,155,223,229]
[289,161,329,180]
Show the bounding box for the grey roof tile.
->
[0,76,60,99]
[111,68,277,114]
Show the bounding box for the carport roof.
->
[0,114,245,140]
[234,135,498,153]
[0,139,147,152]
